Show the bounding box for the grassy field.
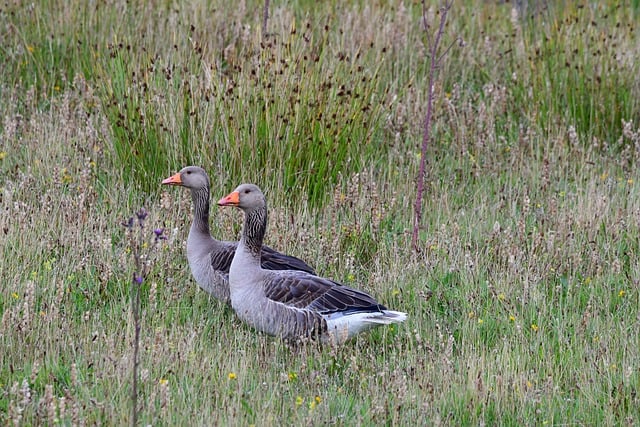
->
[2,0,640,425]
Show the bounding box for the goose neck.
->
[241,205,267,258]
[190,187,210,234]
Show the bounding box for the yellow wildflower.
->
[12,292,19,299]
[27,45,35,53]
[509,315,515,322]
[228,372,236,380]
[287,372,297,381]
[497,293,506,301]
[618,290,625,297]
[295,396,303,406]
[159,378,169,385]
[0,151,6,160]
[61,168,72,184]
[531,323,539,332]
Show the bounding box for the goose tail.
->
[363,310,407,325]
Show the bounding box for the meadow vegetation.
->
[1,0,640,424]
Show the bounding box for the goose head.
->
[217,183,266,211]
[161,166,210,190]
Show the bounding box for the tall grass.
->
[1,0,640,425]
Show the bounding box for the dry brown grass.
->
[2,0,640,425]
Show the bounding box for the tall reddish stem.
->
[413,1,453,252]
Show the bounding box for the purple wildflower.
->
[136,208,148,226]
[122,217,135,229]
[154,228,167,242]
[133,273,143,285]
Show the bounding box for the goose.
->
[217,183,407,344]
[161,166,315,303]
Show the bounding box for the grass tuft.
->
[1,0,640,425]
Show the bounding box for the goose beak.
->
[161,172,182,186]
[217,191,240,206]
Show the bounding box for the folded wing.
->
[263,271,386,315]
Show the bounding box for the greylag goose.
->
[161,166,315,303]
[217,183,407,344]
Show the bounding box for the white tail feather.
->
[362,310,408,324]
[324,310,408,344]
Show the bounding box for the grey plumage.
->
[218,183,407,344]
[162,167,315,303]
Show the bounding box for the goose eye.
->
[244,189,250,194]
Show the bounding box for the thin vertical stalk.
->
[413,1,455,252]
[262,0,270,40]
[131,258,142,426]
[123,208,155,426]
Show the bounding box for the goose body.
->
[217,183,407,344]
[161,167,315,303]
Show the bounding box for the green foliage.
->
[2,0,640,425]
[445,1,639,157]
[520,3,638,145]
[97,47,169,193]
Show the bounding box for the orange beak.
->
[217,191,240,206]
[161,172,182,186]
